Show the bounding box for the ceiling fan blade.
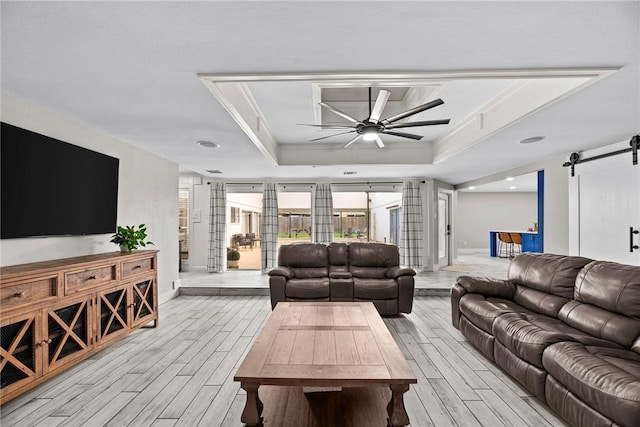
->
[343,135,361,149]
[369,90,391,124]
[380,98,444,125]
[385,119,450,129]
[374,135,385,149]
[298,124,356,129]
[319,102,360,124]
[310,130,355,142]
[382,130,423,140]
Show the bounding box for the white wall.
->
[1,96,180,302]
[455,192,538,248]
[369,192,402,243]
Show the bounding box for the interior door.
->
[577,160,640,264]
[438,194,450,266]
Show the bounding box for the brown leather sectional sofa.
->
[451,253,640,427]
[268,242,416,315]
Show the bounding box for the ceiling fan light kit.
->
[302,87,450,149]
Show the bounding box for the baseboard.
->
[179,287,270,296]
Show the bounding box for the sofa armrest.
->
[269,276,286,309]
[451,283,467,329]
[268,266,294,279]
[385,266,416,279]
[456,276,515,299]
[397,276,415,314]
[330,271,352,279]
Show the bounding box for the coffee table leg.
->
[387,384,410,427]
[240,382,263,426]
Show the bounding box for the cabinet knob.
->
[12,291,25,298]
[133,265,142,269]
[88,275,97,280]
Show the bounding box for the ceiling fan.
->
[300,87,450,148]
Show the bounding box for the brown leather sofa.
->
[268,242,416,315]
[451,253,640,427]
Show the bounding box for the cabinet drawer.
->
[121,257,154,278]
[65,265,116,293]
[1,277,57,309]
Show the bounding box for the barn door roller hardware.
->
[563,135,639,177]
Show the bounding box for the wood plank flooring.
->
[0,296,567,426]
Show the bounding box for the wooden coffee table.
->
[234,302,417,427]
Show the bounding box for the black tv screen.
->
[1,122,119,239]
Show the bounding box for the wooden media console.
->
[0,250,159,404]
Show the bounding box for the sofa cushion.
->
[278,243,328,269]
[328,242,349,266]
[349,243,399,268]
[285,278,330,299]
[292,267,328,279]
[574,261,640,319]
[459,294,534,333]
[493,312,621,368]
[543,342,640,427]
[353,278,397,300]
[512,285,570,318]
[508,253,593,299]
[559,300,640,349]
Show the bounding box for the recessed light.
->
[506,177,514,181]
[469,186,475,190]
[520,136,545,144]
[509,186,517,190]
[197,140,221,149]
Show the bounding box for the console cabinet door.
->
[130,277,157,328]
[0,310,43,399]
[42,294,93,374]
[96,283,130,346]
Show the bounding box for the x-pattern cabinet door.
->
[0,310,43,399]
[131,277,157,328]
[42,294,93,374]
[96,283,130,346]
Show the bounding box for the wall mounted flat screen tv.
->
[1,122,119,239]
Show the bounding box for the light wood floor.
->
[0,295,567,426]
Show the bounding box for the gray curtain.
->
[261,182,279,273]
[312,183,334,243]
[400,180,423,269]
[207,182,227,273]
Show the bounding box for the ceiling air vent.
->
[206,169,223,174]
[343,171,357,175]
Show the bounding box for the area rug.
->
[440,264,481,273]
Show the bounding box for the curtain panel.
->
[400,180,423,269]
[261,182,279,273]
[207,182,227,273]
[312,183,334,244]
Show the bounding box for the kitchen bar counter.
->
[489,231,539,257]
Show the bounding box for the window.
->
[230,207,240,223]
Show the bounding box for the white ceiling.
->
[1,1,638,185]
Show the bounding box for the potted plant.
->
[110,224,154,252]
[227,247,240,269]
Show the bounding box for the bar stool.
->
[497,232,513,258]
[510,233,522,256]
